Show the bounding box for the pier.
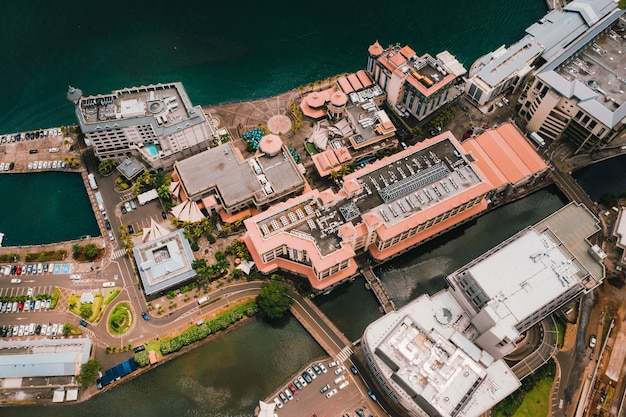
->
[362,267,395,314]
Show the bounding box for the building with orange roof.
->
[243,123,548,292]
[366,42,467,121]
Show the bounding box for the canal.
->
[0,172,99,246]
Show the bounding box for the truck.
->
[88,173,98,190]
[197,295,210,305]
[529,132,546,147]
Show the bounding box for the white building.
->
[68,82,216,169]
[362,202,605,417]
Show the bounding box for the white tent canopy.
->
[236,260,256,275]
[142,218,171,242]
[258,400,276,417]
[137,189,159,205]
[171,200,205,223]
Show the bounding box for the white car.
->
[328,361,338,368]
[307,367,317,379]
[318,362,327,373]
[102,281,115,288]
[108,231,115,241]
[27,287,34,297]
[326,389,338,399]
[41,324,47,336]
[273,397,283,409]
[297,375,307,387]
[334,366,345,375]
[70,274,82,280]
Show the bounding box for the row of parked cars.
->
[1,297,52,313]
[0,322,63,338]
[28,160,67,170]
[273,362,329,409]
[0,128,62,143]
[0,162,15,172]
[0,263,53,276]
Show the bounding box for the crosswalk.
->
[111,249,127,260]
[335,346,353,363]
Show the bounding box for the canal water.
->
[573,154,626,202]
[0,172,100,246]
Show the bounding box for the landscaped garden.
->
[492,359,556,417]
[108,302,134,335]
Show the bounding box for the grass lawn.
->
[510,377,553,417]
[108,302,134,335]
[69,294,103,322]
[305,142,319,155]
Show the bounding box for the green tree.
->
[79,303,93,319]
[620,0,626,9]
[98,159,118,175]
[134,350,150,367]
[77,359,100,387]
[62,323,72,337]
[84,243,99,259]
[256,281,293,320]
[157,183,172,201]
[72,244,81,258]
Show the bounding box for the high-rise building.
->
[68,82,215,169]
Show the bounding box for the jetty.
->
[362,267,395,313]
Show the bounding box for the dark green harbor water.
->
[0,172,99,246]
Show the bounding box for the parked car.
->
[350,365,359,375]
[320,383,331,394]
[133,345,145,353]
[326,389,337,399]
[589,335,597,348]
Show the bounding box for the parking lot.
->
[268,360,375,417]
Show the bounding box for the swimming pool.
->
[144,144,159,156]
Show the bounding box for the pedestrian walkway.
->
[335,346,353,363]
[111,249,127,260]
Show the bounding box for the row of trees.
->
[158,300,258,355]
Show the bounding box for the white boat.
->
[0,232,4,247]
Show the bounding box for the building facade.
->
[362,202,604,417]
[366,42,466,121]
[244,124,548,292]
[68,82,216,169]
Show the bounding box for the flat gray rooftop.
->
[175,142,303,207]
[79,83,189,125]
[554,22,626,109]
[353,137,482,226]
[532,202,603,286]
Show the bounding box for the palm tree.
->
[338,165,352,177]
[63,156,79,168]
[329,170,341,181]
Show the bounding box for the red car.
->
[17,301,24,311]
[15,265,22,275]
[288,383,297,394]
